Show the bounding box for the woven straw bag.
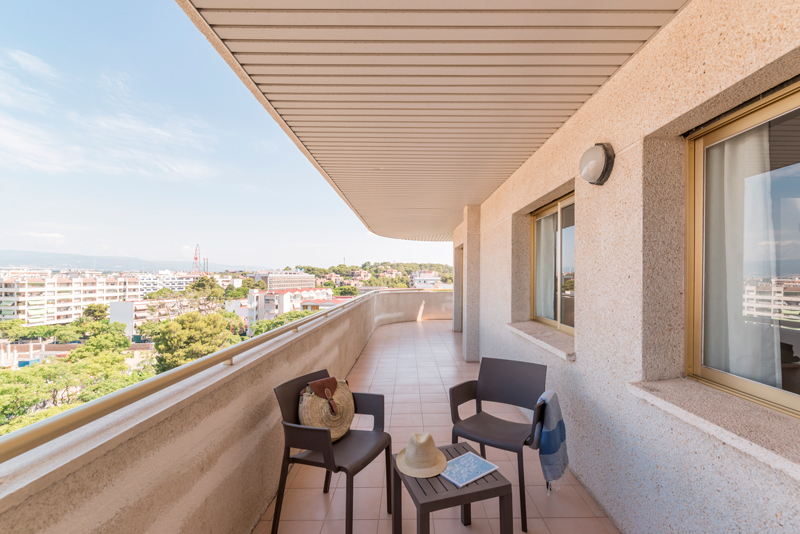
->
[298,378,355,442]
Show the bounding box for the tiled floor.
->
[255,321,619,534]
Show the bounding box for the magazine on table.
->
[440,452,498,488]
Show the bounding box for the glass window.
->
[703,106,800,397]
[690,86,800,414]
[532,194,575,333]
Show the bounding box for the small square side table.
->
[392,442,513,534]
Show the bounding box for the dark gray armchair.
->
[273,370,392,534]
[449,358,547,533]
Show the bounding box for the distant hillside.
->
[0,250,255,273]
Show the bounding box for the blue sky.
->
[0,1,452,269]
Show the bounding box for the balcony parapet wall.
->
[0,290,452,534]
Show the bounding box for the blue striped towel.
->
[536,390,569,487]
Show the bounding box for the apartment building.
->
[409,270,441,289]
[1,274,141,326]
[252,270,315,291]
[246,288,333,332]
[322,273,343,286]
[127,271,205,295]
[109,297,201,337]
[300,298,348,311]
[378,268,402,279]
[350,269,371,281]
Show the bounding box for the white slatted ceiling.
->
[183,0,687,241]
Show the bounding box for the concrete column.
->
[452,245,464,332]
[462,205,481,362]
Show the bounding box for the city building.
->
[350,269,371,281]
[130,271,203,295]
[409,270,442,289]
[213,275,242,290]
[339,279,363,287]
[378,268,402,279]
[300,298,348,311]
[246,287,333,333]
[1,274,140,326]
[109,297,200,336]
[322,273,343,286]
[252,270,315,291]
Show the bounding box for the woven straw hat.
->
[298,380,355,442]
[396,433,447,478]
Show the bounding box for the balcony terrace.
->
[254,320,616,534]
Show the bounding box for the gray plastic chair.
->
[449,358,547,533]
[273,370,392,534]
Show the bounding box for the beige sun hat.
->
[396,433,447,478]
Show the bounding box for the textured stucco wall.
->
[0,291,452,534]
[465,0,800,532]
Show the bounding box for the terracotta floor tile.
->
[422,413,453,426]
[421,402,451,414]
[252,520,271,534]
[528,486,595,518]
[599,518,622,534]
[394,385,421,395]
[394,393,422,403]
[336,460,388,489]
[420,393,449,404]
[392,403,422,414]
[274,489,334,521]
[420,385,447,394]
[482,486,538,519]
[572,485,606,518]
[521,462,547,487]
[487,517,551,534]
[326,488,384,520]
[543,518,610,534]
[377,519,425,534]
[272,520,324,534]
[389,427,419,443]
[423,426,453,445]
[320,520,379,534]
[432,502,487,519]
[290,465,341,489]
[433,518,494,534]
[388,414,423,427]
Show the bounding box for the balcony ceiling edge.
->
[176,0,688,242]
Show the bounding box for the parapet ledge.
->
[628,378,800,482]
[505,321,575,362]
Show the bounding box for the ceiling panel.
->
[179,0,687,240]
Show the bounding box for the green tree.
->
[152,311,242,374]
[441,273,454,284]
[241,278,255,289]
[296,266,330,277]
[323,281,335,288]
[250,310,317,336]
[83,303,109,321]
[145,288,176,300]
[224,285,249,300]
[53,324,81,343]
[66,332,131,362]
[0,320,28,342]
[188,276,220,293]
[333,286,359,296]
[255,280,267,290]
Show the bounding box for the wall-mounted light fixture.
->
[579,143,615,185]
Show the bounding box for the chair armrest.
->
[525,400,547,449]
[352,392,385,432]
[282,421,336,471]
[449,380,478,424]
